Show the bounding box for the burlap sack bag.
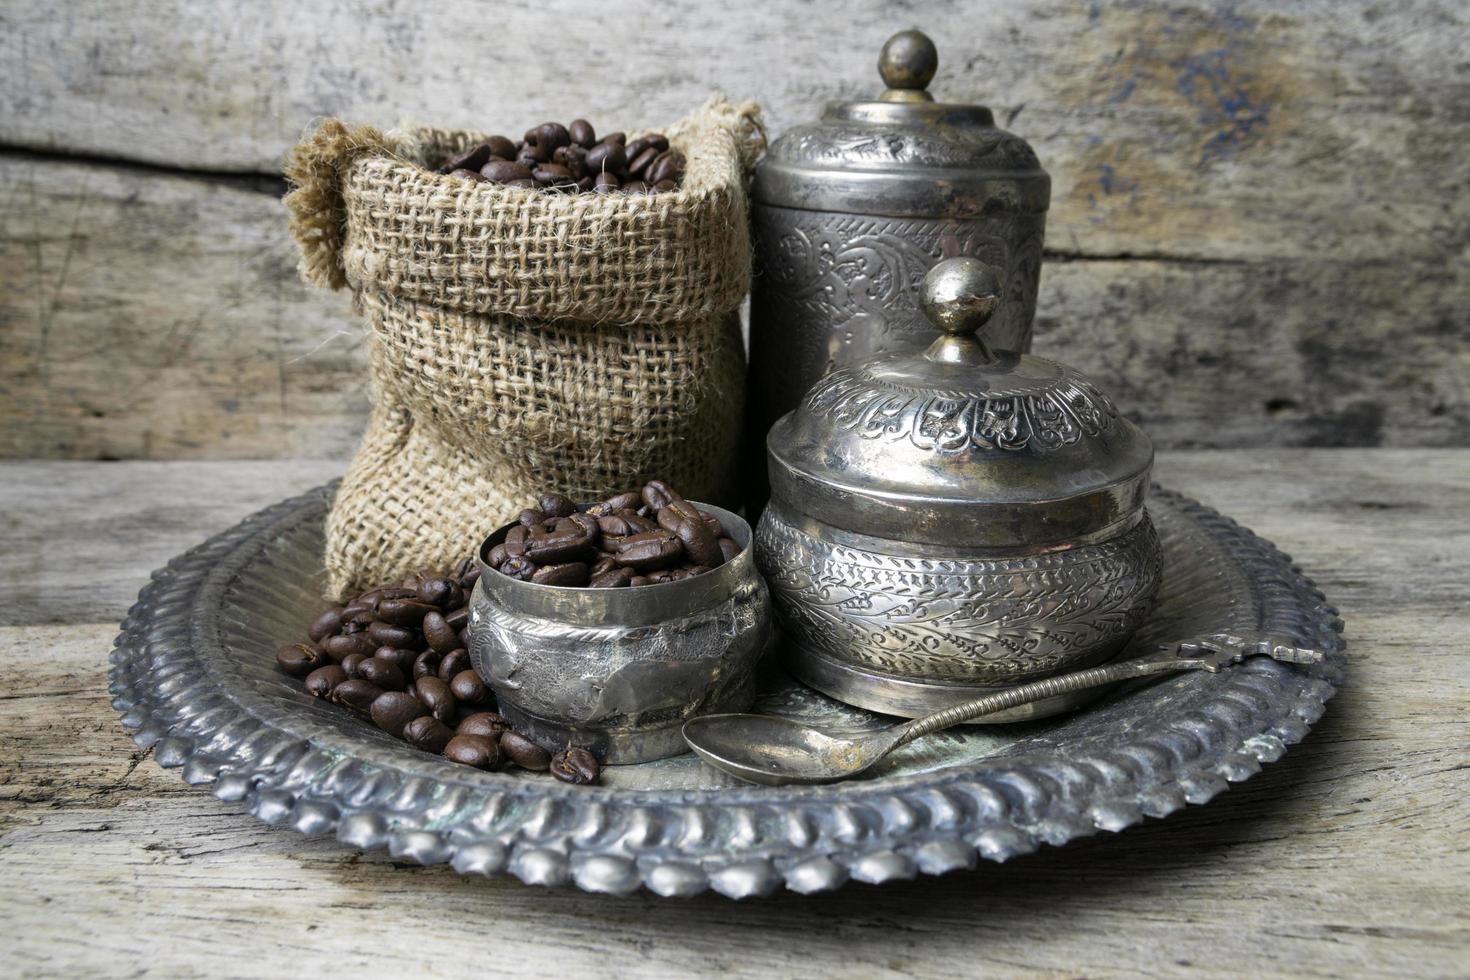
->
[285,95,765,598]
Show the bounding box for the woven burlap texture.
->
[286,95,763,598]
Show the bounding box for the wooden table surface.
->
[2,450,1467,978]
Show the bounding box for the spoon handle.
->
[887,633,1326,750]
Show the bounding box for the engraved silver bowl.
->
[760,258,1161,718]
[467,503,772,764]
[107,482,1343,897]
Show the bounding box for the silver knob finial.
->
[920,257,1001,338]
[878,30,938,103]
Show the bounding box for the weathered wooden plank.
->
[3,0,1468,266]
[1,452,1467,977]
[4,154,1466,460]
[0,156,368,459]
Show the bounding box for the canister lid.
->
[765,258,1153,549]
[754,30,1051,218]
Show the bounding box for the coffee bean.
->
[416,576,455,608]
[437,649,471,682]
[585,142,627,174]
[641,480,677,512]
[481,160,534,183]
[629,575,652,587]
[304,664,347,698]
[330,678,383,717]
[532,562,590,586]
[501,732,552,771]
[403,715,453,754]
[321,632,372,661]
[450,168,483,181]
[504,525,529,557]
[457,712,512,737]
[449,669,491,705]
[358,657,405,691]
[307,607,346,642]
[412,649,443,681]
[532,163,575,187]
[443,606,470,631]
[646,134,669,153]
[414,676,458,723]
[421,610,460,654]
[628,146,660,177]
[588,491,641,516]
[524,528,593,565]
[340,653,368,679]
[377,597,436,627]
[439,141,493,174]
[613,530,683,571]
[593,172,620,193]
[276,642,328,678]
[444,734,501,770]
[499,555,536,580]
[623,137,651,162]
[590,567,635,588]
[373,646,418,674]
[620,180,650,194]
[672,513,722,567]
[517,508,546,528]
[368,620,421,651]
[568,118,596,148]
[550,747,600,785]
[340,599,372,621]
[652,179,677,193]
[370,690,427,737]
[602,131,626,145]
[486,543,509,568]
[718,536,741,563]
[531,122,570,152]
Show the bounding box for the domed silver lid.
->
[765,257,1153,549]
[753,29,1051,218]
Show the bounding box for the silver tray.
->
[109,484,1344,898]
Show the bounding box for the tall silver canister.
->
[746,29,1051,510]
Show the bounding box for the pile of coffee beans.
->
[436,119,685,195]
[276,557,600,784]
[487,481,739,588]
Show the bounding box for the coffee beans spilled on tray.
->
[435,119,686,195]
[276,557,600,784]
[486,481,740,588]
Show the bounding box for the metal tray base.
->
[109,484,1344,898]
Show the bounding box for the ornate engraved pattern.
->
[801,367,1120,455]
[770,126,1043,171]
[109,483,1343,898]
[756,511,1161,682]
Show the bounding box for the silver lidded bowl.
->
[756,258,1161,721]
[467,503,772,764]
[746,28,1051,512]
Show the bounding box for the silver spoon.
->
[683,633,1327,786]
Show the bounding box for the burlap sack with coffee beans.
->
[285,94,765,598]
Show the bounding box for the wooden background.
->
[2,0,1467,459]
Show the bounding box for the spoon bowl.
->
[681,714,896,785]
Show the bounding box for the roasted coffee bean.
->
[330,678,383,717]
[532,561,590,586]
[412,649,443,681]
[483,135,517,159]
[307,607,346,642]
[403,715,453,754]
[340,600,372,622]
[443,606,470,631]
[527,122,570,152]
[590,567,636,588]
[629,575,652,587]
[652,179,677,193]
[646,134,670,153]
[597,512,638,536]
[593,172,620,193]
[623,137,651,162]
[486,543,509,568]
[499,555,536,580]
[377,597,436,627]
[672,513,722,566]
[481,159,534,183]
[416,576,455,608]
[322,632,373,661]
[646,150,675,185]
[449,168,482,181]
[697,509,724,537]
[421,610,460,654]
[437,648,471,682]
[621,180,649,194]
[414,676,458,723]
[449,669,491,705]
[340,653,368,679]
[304,664,348,698]
[602,131,626,145]
[358,657,405,691]
[517,508,546,528]
[524,528,594,565]
[368,620,421,650]
[444,734,501,770]
[504,525,529,557]
[400,571,428,591]
[276,642,329,678]
[457,712,512,737]
[370,690,427,737]
[585,141,626,175]
[628,146,660,177]
[718,536,741,563]
[501,732,552,771]
[588,491,641,516]
[533,162,575,185]
[568,118,596,148]
[641,480,677,512]
[589,555,618,577]
[550,747,600,785]
[373,646,418,674]
[440,141,495,174]
[553,143,588,174]
[452,555,478,584]
[613,530,683,571]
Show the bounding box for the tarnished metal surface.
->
[466,504,773,764]
[108,483,1342,898]
[746,29,1050,511]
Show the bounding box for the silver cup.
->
[466,503,772,764]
